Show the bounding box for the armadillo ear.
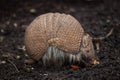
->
[82,33,90,48]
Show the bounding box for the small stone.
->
[106,19,111,23]
[30,8,37,13]
[26,68,31,72]
[13,23,18,27]
[16,55,21,59]
[1,29,4,33]
[0,61,6,64]
[31,67,34,70]
[24,65,34,72]
[0,36,4,42]
[24,54,29,57]
[6,21,10,25]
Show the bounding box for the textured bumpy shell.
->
[25,13,84,61]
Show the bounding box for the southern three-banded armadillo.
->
[25,13,100,65]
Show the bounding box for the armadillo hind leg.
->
[42,45,82,66]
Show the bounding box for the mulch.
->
[0,0,120,80]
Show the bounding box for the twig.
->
[92,28,114,40]
[7,59,19,72]
[60,74,74,79]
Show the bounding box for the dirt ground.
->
[0,0,120,80]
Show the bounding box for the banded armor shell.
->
[25,13,86,64]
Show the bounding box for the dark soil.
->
[0,0,120,80]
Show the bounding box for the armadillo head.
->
[80,33,99,65]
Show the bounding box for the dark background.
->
[0,0,120,80]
